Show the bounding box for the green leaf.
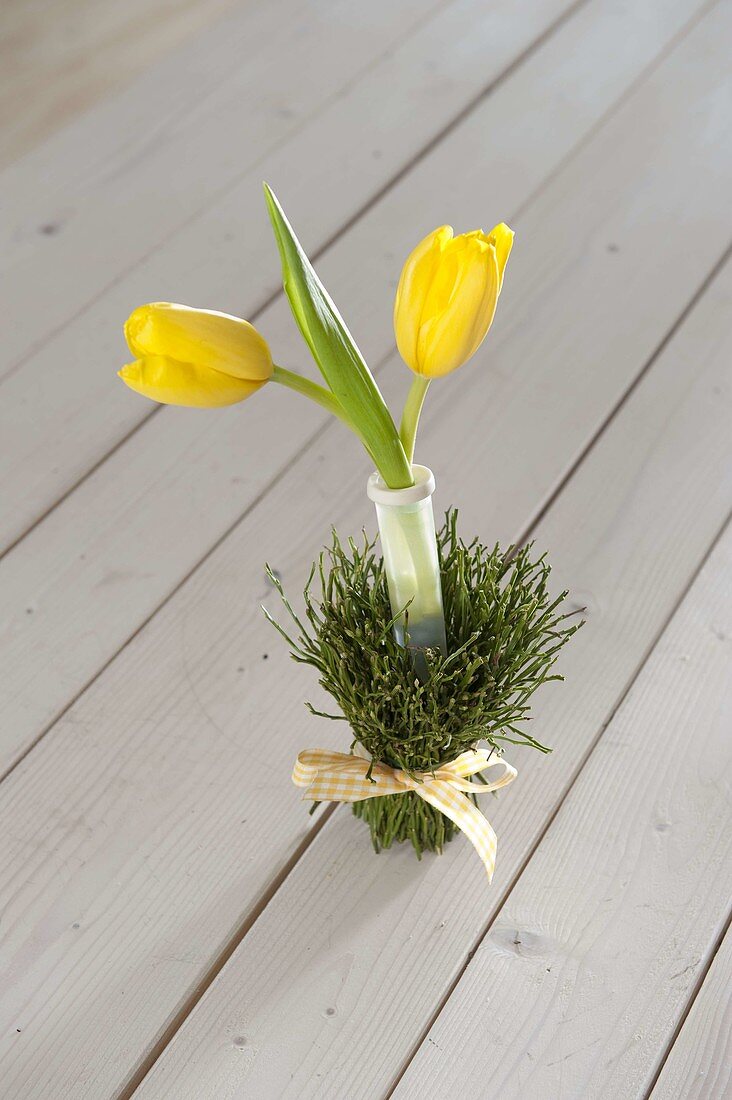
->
[263,183,413,489]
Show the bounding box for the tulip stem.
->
[399,376,431,464]
[272,365,355,429]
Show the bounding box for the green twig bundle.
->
[265,510,582,857]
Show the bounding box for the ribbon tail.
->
[416,781,499,882]
[446,752,518,793]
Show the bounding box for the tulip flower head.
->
[393,223,513,378]
[111,189,529,689]
[115,195,515,491]
[119,303,273,407]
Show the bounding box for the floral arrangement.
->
[118,185,581,880]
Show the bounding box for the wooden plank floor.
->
[0,0,241,171]
[0,2,730,1097]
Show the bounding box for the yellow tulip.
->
[393,223,513,378]
[119,303,273,407]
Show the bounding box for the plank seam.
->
[5,236,728,792]
[642,904,732,1098]
[2,0,723,767]
[514,241,732,544]
[382,512,732,1099]
[1,7,726,1087]
[0,411,340,786]
[505,0,721,228]
[0,0,590,562]
[121,246,732,1100]
[115,803,338,1100]
[0,0,456,384]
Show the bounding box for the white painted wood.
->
[0,0,585,556]
[651,925,732,1100]
[0,0,578,533]
[0,0,241,170]
[392,535,732,1100]
[0,0,449,368]
[0,0,718,773]
[129,252,732,1100]
[2,69,731,1100]
[0,6,729,1097]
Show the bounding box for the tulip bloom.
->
[394,223,513,378]
[119,303,273,407]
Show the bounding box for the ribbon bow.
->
[292,744,517,881]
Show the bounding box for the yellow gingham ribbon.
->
[292,744,517,881]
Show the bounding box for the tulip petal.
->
[487,223,514,290]
[464,244,500,358]
[417,238,465,328]
[393,221,511,378]
[420,239,499,377]
[394,226,453,374]
[119,356,265,407]
[125,303,273,381]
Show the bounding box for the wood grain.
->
[0,3,729,1097]
[0,0,581,552]
[0,0,718,774]
[0,0,572,378]
[0,0,456,372]
[0,0,240,170]
[393,525,732,1100]
[1,15,731,1090]
[130,251,732,1100]
[651,924,732,1100]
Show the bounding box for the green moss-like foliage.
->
[265,510,582,857]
